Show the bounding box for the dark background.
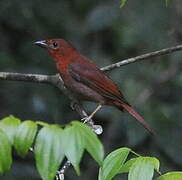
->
[0,0,182,179]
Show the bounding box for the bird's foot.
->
[81,116,92,123]
[81,116,103,135]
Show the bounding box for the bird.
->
[35,38,154,134]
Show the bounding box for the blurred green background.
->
[0,0,182,179]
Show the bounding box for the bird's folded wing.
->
[68,61,127,103]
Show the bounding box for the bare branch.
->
[0,72,52,83]
[101,44,182,71]
[0,72,96,125]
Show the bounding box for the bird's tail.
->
[114,102,155,135]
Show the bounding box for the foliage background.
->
[0,0,182,179]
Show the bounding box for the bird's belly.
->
[65,80,105,104]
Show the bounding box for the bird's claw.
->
[81,116,92,123]
[81,117,103,134]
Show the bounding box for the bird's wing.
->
[68,60,128,104]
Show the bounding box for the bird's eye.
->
[52,42,58,48]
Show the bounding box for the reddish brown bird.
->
[35,38,153,134]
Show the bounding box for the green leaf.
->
[99,147,131,180]
[36,121,49,127]
[156,172,182,180]
[61,122,85,175]
[120,0,128,8]
[120,156,159,174]
[146,157,160,172]
[72,121,104,166]
[0,115,21,144]
[119,158,138,173]
[128,157,159,180]
[35,125,64,180]
[0,129,12,173]
[14,121,37,157]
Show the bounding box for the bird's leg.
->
[81,104,102,123]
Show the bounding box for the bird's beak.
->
[34,40,48,48]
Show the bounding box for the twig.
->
[1,44,182,179]
[0,72,85,116]
[101,44,182,71]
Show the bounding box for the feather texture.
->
[35,38,154,134]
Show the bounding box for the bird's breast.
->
[62,73,105,104]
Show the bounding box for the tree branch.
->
[0,72,52,83]
[0,72,98,126]
[101,44,182,71]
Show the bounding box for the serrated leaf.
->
[99,147,131,180]
[120,0,128,8]
[14,121,37,157]
[61,122,85,175]
[35,125,64,180]
[0,115,21,144]
[73,121,104,166]
[0,129,12,173]
[156,171,182,180]
[128,157,159,180]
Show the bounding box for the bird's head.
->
[34,38,77,61]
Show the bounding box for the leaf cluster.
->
[0,115,181,180]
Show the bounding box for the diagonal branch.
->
[101,44,182,71]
